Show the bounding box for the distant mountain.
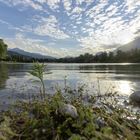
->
[117,37,140,52]
[8,48,55,59]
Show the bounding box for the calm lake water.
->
[1,62,140,105]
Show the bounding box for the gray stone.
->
[59,104,78,118]
[93,101,113,114]
[129,91,140,106]
[95,117,106,128]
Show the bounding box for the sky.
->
[0,0,140,57]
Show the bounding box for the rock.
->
[95,117,106,128]
[129,91,140,106]
[59,104,78,118]
[93,101,113,114]
[123,100,130,106]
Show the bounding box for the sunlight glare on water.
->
[118,81,133,95]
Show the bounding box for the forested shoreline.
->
[1,39,140,63]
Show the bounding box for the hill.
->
[117,37,140,52]
[8,48,55,60]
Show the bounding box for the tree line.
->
[57,49,140,63]
[9,49,140,63]
[1,39,140,63]
[0,39,7,60]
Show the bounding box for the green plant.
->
[30,62,46,98]
[1,92,140,140]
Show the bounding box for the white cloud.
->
[34,0,46,4]
[72,7,83,14]
[34,15,69,39]
[0,19,24,32]
[0,19,10,25]
[63,0,72,11]
[125,0,140,12]
[0,0,140,56]
[76,0,140,52]
[76,0,93,6]
[5,33,61,57]
[5,33,82,57]
[0,0,43,10]
[46,0,60,9]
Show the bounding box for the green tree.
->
[0,39,8,60]
[108,52,114,62]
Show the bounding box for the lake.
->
[1,62,140,106]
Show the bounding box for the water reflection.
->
[0,63,140,103]
[78,64,140,75]
[7,63,31,74]
[0,63,8,89]
[117,81,133,95]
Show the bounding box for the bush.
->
[0,90,140,140]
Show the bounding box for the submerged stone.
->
[95,117,106,128]
[129,91,140,106]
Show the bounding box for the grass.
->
[0,63,140,140]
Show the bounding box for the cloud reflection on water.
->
[0,63,140,103]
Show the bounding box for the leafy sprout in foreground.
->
[30,62,46,97]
